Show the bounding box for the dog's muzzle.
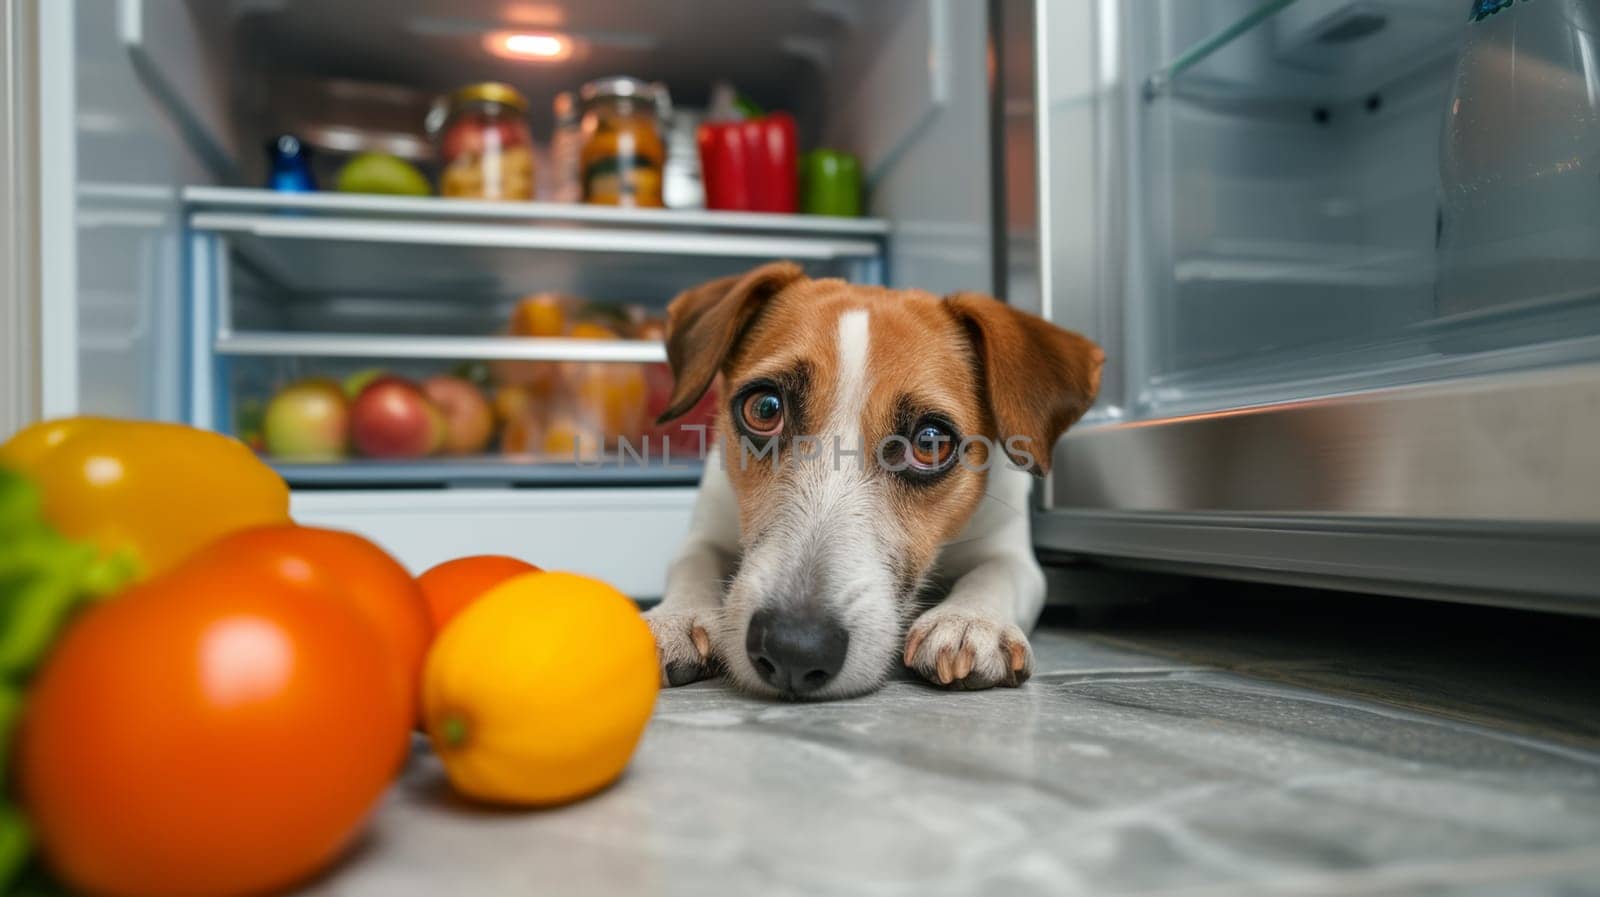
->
[744,607,850,697]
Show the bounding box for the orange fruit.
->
[567,321,616,340]
[422,572,658,806]
[509,293,567,338]
[183,525,433,720]
[18,557,409,897]
[416,555,541,633]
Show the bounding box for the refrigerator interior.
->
[48,0,995,589]
[1120,0,1600,418]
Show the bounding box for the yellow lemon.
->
[422,571,659,806]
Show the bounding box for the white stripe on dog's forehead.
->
[831,310,872,445]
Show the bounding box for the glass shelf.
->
[1143,0,1300,100]
[1141,0,1464,105]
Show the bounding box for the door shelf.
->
[215,332,667,363]
[1143,0,1300,100]
[1141,0,1464,105]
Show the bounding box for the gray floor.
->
[297,590,1600,897]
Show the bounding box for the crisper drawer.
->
[183,188,889,489]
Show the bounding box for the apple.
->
[350,376,445,459]
[263,378,348,461]
[342,367,387,399]
[639,360,719,459]
[422,375,494,456]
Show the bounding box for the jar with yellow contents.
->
[437,82,535,201]
[578,78,666,207]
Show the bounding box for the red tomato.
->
[17,560,410,897]
[416,555,541,633]
[182,525,433,720]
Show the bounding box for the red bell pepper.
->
[698,112,798,213]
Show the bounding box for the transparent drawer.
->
[223,349,716,488]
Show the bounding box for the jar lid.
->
[579,76,659,109]
[448,82,529,114]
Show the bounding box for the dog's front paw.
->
[643,608,721,687]
[903,608,1033,690]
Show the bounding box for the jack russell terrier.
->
[645,262,1103,700]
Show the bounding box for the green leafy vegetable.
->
[0,466,135,895]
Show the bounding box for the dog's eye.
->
[908,420,956,471]
[739,389,784,436]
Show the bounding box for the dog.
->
[645,262,1103,700]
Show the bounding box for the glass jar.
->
[578,77,665,207]
[437,82,535,201]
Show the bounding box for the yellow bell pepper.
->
[0,417,290,579]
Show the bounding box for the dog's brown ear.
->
[945,292,1104,475]
[658,261,806,423]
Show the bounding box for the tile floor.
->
[295,589,1600,897]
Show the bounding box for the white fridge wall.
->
[41,0,221,421]
[827,0,993,295]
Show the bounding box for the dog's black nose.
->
[746,608,849,696]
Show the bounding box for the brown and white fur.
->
[646,262,1103,700]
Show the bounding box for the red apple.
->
[350,376,445,459]
[262,378,348,461]
[422,375,494,455]
[641,364,719,459]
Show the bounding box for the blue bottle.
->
[266,134,317,192]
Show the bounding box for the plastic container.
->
[545,91,583,203]
[662,111,706,210]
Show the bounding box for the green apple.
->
[336,153,432,197]
[263,379,349,461]
[342,367,387,399]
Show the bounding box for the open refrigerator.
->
[11,0,1600,609]
[18,0,993,595]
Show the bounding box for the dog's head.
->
[658,262,1103,699]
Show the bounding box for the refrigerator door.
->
[1007,0,1600,609]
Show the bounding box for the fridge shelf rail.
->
[214,332,668,363]
[184,188,888,261]
[191,212,883,261]
[276,458,705,489]
[184,187,890,236]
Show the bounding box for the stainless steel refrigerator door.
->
[1002,0,1600,610]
